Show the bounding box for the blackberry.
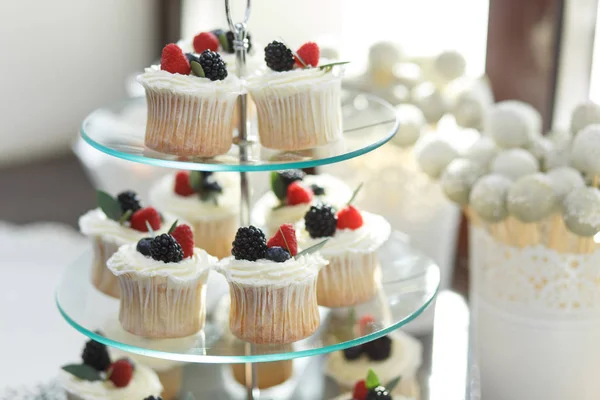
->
[342,345,363,361]
[279,170,306,188]
[225,30,253,54]
[149,234,184,263]
[266,246,291,263]
[198,50,227,81]
[202,175,223,193]
[136,237,153,256]
[364,335,392,361]
[81,339,111,372]
[143,397,163,400]
[264,41,294,72]
[304,204,337,238]
[186,52,200,64]
[232,226,267,261]
[366,386,392,400]
[310,184,326,196]
[117,190,141,215]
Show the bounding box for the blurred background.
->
[1,0,599,398]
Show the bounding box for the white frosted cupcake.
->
[297,203,391,308]
[138,43,243,157]
[257,170,352,236]
[328,368,413,400]
[59,338,162,400]
[150,171,239,259]
[248,41,344,150]
[107,223,216,338]
[217,225,328,344]
[79,190,176,299]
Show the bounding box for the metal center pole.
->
[224,1,258,399]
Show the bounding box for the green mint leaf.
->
[218,32,230,52]
[189,171,203,192]
[366,369,380,389]
[118,209,132,225]
[319,61,350,71]
[191,61,205,78]
[347,182,363,206]
[62,364,102,382]
[295,238,329,259]
[168,219,179,234]
[96,190,122,221]
[270,171,287,201]
[145,221,155,237]
[385,376,402,392]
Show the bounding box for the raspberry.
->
[337,205,364,230]
[304,203,337,238]
[198,50,228,81]
[130,207,162,232]
[193,32,219,53]
[358,315,376,335]
[108,359,134,388]
[353,379,369,400]
[264,41,295,72]
[171,224,194,258]
[81,339,110,372]
[267,224,298,256]
[295,42,320,68]
[174,171,195,196]
[149,234,184,263]
[160,43,190,75]
[232,226,267,261]
[286,182,313,206]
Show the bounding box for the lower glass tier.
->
[55,231,439,363]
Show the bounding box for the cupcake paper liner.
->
[90,237,121,298]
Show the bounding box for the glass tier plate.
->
[80,91,399,172]
[56,231,439,363]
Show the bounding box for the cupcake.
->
[59,338,162,400]
[216,224,328,344]
[326,317,422,399]
[330,369,413,400]
[79,190,176,298]
[150,170,239,258]
[256,170,353,236]
[137,43,242,157]
[107,223,216,338]
[248,41,345,150]
[297,195,391,308]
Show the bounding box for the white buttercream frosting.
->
[262,174,353,232]
[107,243,216,285]
[326,331,423,389]
[248,65,343,92]
[59,362,163,400]
[216,253,328,288]
[137,65,243,95]
[297,211,391,257]
[149,172,240,222]
[78,208,174,246]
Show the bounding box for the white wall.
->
[0,0,159,166]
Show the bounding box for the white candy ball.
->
[544,145,572,171]
[547,167,585,202]
[507,173,557,222]
[527,136,553,161]
[570,102,600,135]
[392,62,423,89]
[440,158,485,205]
[434,50,467,82]
[392,104,426,147]
[485,101,542,148]
[469,174,512,222]
[563,187,600,236]
[415,136,460,178]
[464,137,500,168]
[491,149,540,180]
[571,124,600,176]
[412,82,448,124]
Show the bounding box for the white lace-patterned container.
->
[469,219,600,400]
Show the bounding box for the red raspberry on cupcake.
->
[267,223,298,257]
[130,207,162,232]
[193,31,220,53]
[295,42,320,68]
[287,182,313,205]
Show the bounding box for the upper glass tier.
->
[56,231,439,363]
[80,91,399,172]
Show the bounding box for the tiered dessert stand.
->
[55,1,441,398]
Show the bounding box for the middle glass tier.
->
[80,91,399,172]
[56,231,439,363]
